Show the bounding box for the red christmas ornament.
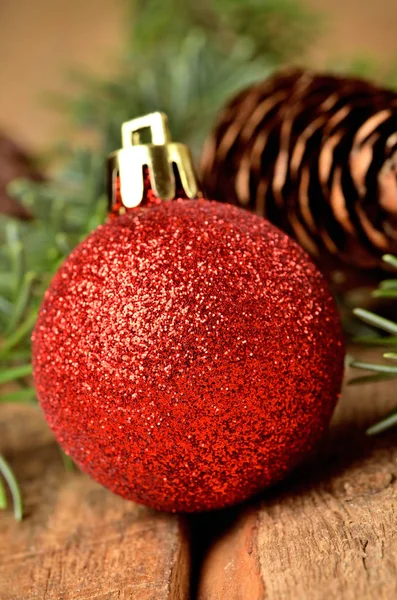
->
[32,113,345,512]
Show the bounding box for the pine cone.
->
[0,133,43,220]
[201,68,397,285]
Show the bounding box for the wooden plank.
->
[197,358,397,600]
[0,404,190,600]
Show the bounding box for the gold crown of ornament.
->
[107,112,201,211]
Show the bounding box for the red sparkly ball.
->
[32,199,344,512]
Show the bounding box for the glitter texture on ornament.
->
[33,198,344,512]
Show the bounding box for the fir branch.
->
[351,255,397,434]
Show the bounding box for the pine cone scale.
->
[201,68,397,282]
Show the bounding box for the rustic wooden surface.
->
[2,355,397,599]
[197,360,397,600]
[0,404,190,600]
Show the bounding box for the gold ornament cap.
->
[107,112,201,211]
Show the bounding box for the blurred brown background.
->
[1,0,397,152]
[0,0,123,149]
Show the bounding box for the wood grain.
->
[197,359,397,600]
[2,354,397,599]
[0,404,190,600]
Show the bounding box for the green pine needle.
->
[383,352,397,361]
[352,254,397,434]
[0,455,23,521]
[60,450,76,472]
[5,272,37,335]
[350,360,397,375]
[367,412,397,435]
[352,308,397,335]
[372,289,397,299]
[382,254,397,269]
[0,388,37,403]
[379,279,397,290]
[0,311,39,358]
[0,364,33,385]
